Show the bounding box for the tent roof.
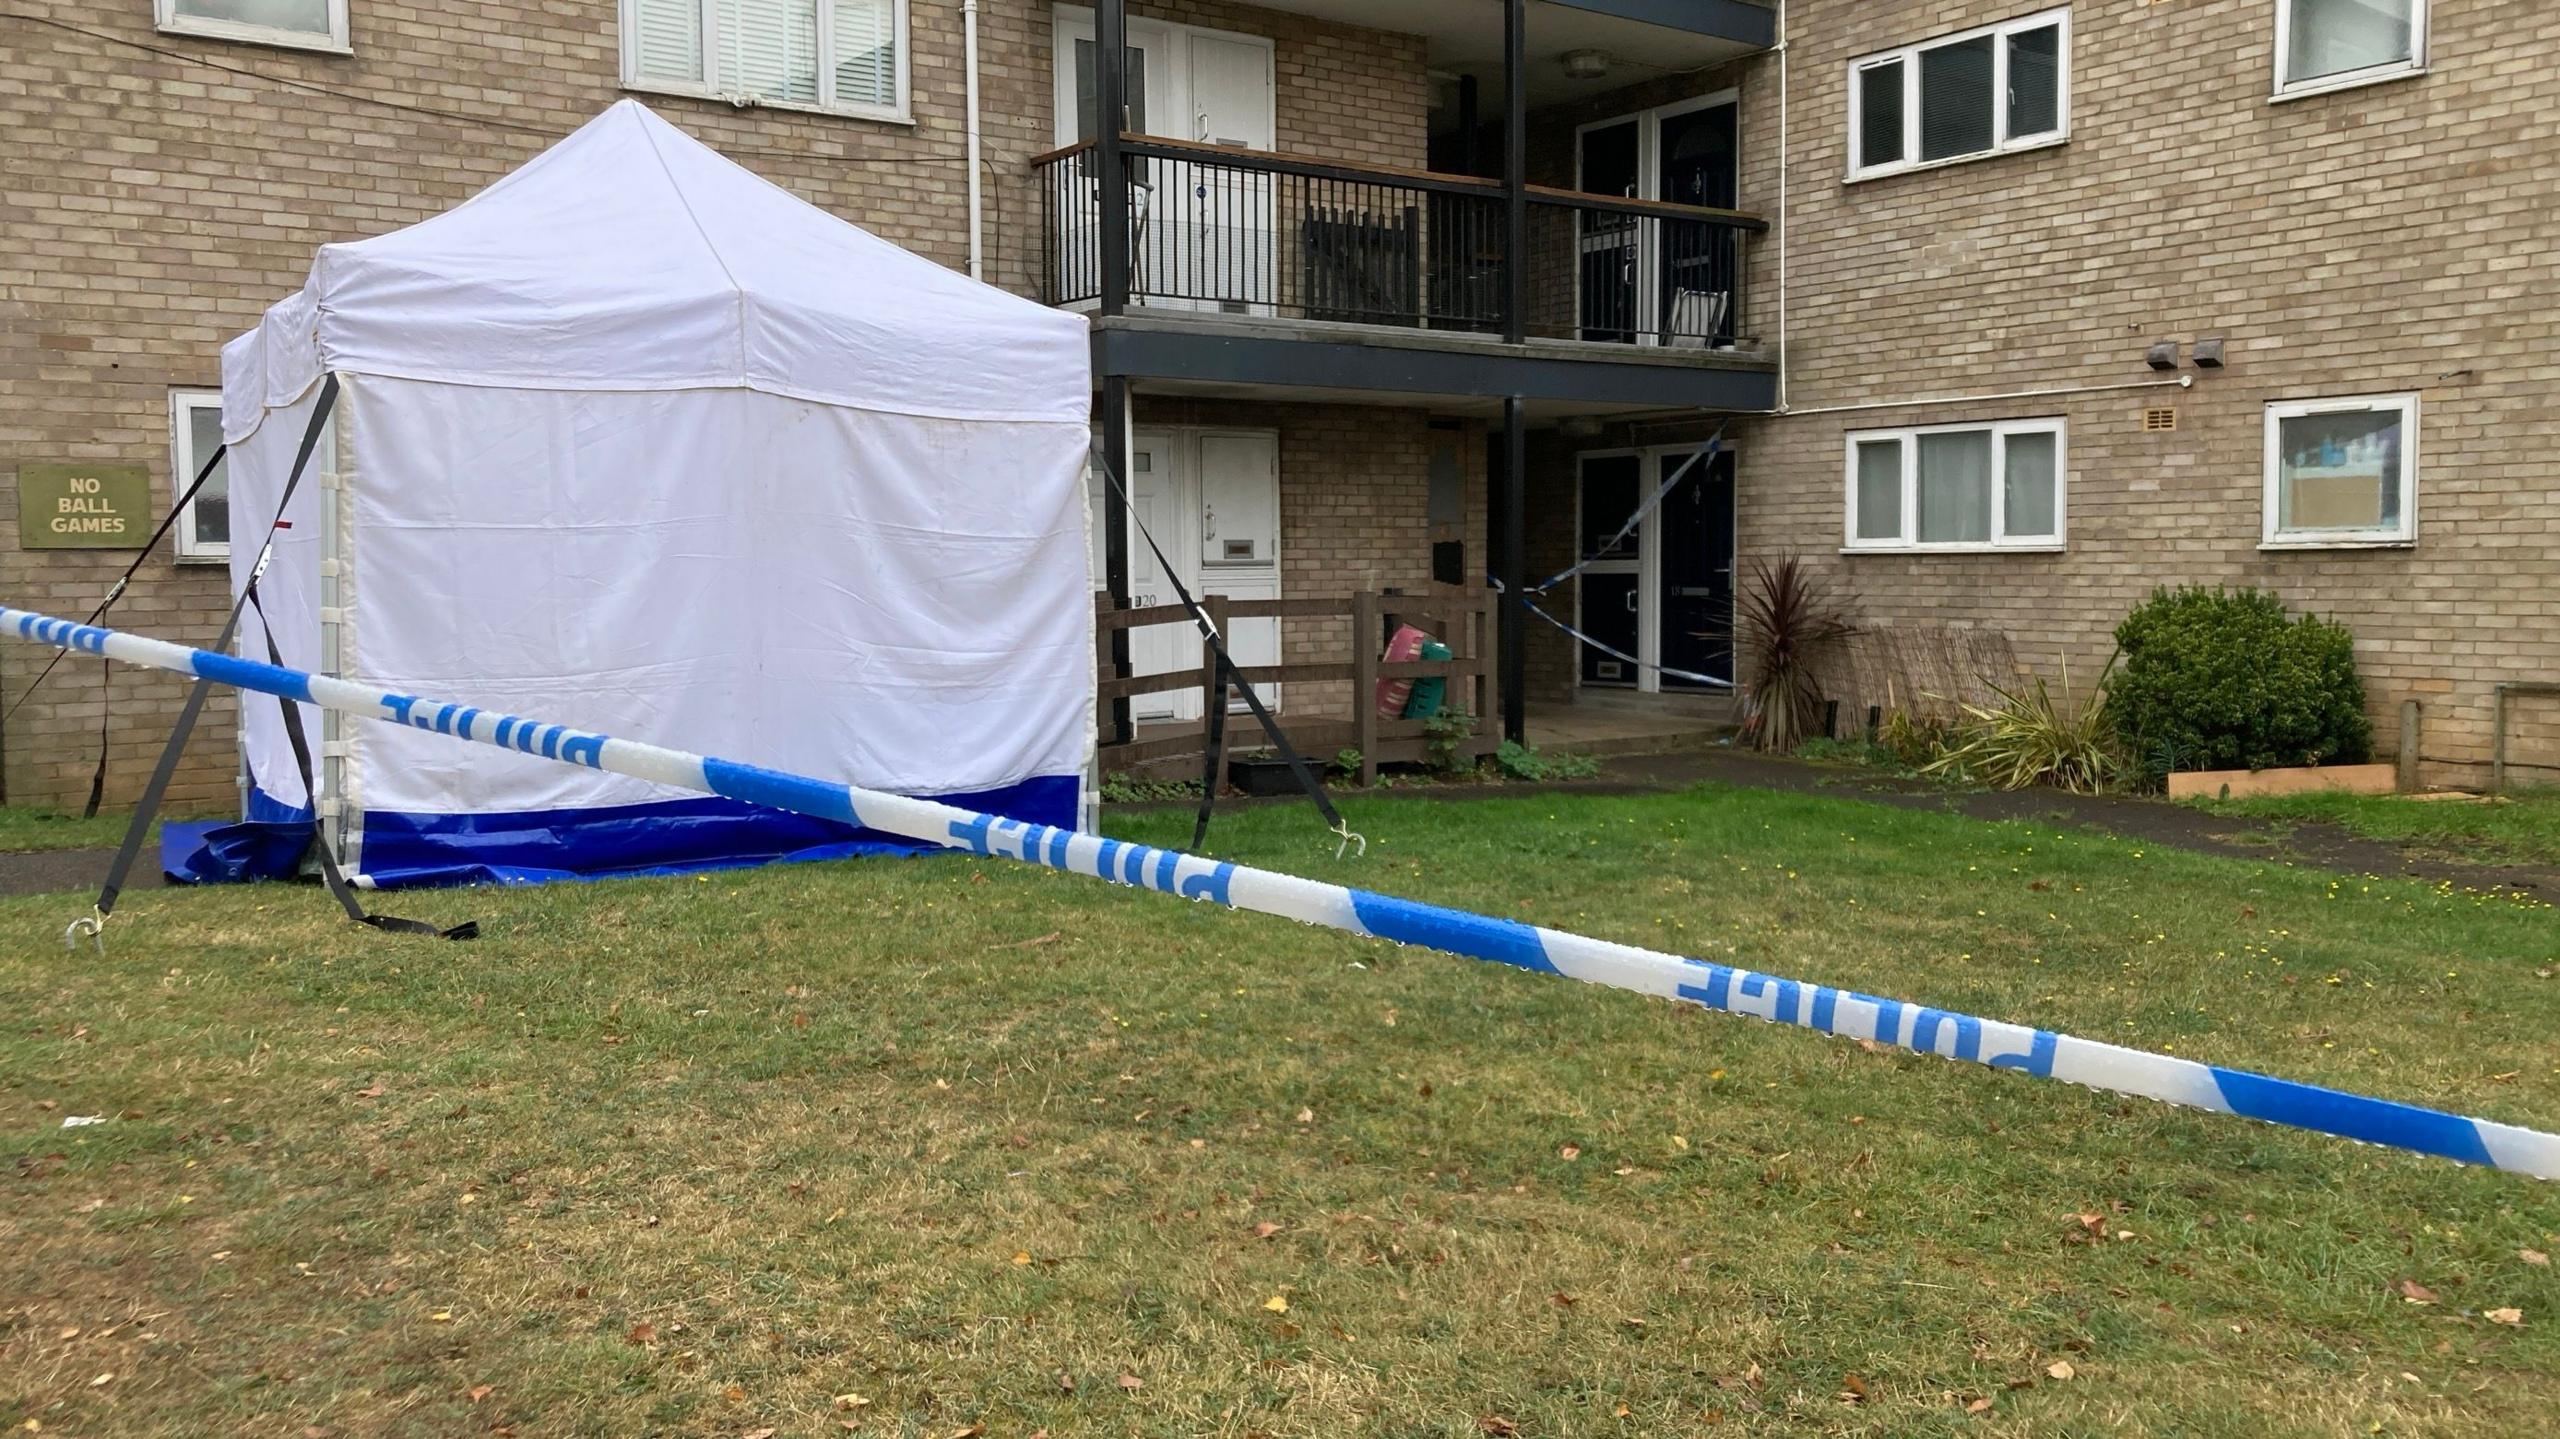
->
[224,100,1090,440]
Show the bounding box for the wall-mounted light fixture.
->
[2145,341,2180,372]
[1561,49,1612,81]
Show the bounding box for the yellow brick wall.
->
[0,0,1431,810]
[1528,1,2560,785]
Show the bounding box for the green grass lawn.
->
[4,784,2557,1437]
[0,805,157,855]
[2199,788,2560,870]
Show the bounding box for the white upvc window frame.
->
[2260,392,2418,549]
[169,389,231,564]
[1842,416,2068,554]
[2272,0,2428,102]
[1846,6,2071,183]
[155,0,351,54]
[619,0,914,126]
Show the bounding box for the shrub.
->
[1876,708,1961,770]
[1423,709,1478,774]
[1495,741,1600,782]
[1923,659,2121,794]
[2108,587,2371,779]
[1736,556,1856,753]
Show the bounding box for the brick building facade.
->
[0,0,1458,809]
[1517,0,2560,786]
[8,0,2550,811]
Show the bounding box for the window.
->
[1844,419,2065,551]
[2275,0,2425,99]
[170,391,232,563]
[172,390,341,562]
[1848,8,2068,180]
[155,0,348,52]
[2263,394,2416,546]
[623,0,907,121]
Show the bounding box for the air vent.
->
[2142,407,2178,432]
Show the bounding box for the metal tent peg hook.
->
[63,910,106,954]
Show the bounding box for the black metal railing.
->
[1035,137,1765,348]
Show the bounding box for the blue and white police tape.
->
[10,602,2556,1181]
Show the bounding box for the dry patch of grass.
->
[2,784,2556,1436]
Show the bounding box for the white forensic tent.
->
[211,100,1095,886]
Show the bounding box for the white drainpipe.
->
[963,0,985,280]
[1771,0,1792,409]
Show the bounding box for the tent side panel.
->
[225,379,335,821]
[340,379,1092,883]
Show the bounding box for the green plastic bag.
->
[1401,638,1453,719]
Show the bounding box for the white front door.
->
[1196,431,1281,711]
[1054,6,1275,313]
[1091,430,1282,724]
[1171,32,1277,312]
[1121,439,1190,720]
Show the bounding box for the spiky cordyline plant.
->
[1735,556,1855,754]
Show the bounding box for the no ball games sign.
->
[19,463,151,549]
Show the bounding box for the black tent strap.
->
[245,587,475,941]
[1095,451,1359,854]
[17,426,243,820]
[80,375,472,947]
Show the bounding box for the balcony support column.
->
[1102,376,1134,746]
[1096,0,1131,317]
[1502,0,1526,344]
[1497,395,1527,745]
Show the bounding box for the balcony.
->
[1034,135,1773,410]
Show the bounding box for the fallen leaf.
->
[1551,1292,1577,1308]
[832,1394,871,1411]
[2487,1308,2524,1326]
[724,1385,746,1402]
[1613,1403,1630,1418]
[468,1385,493,1402]
[2522,1249,2550,1267]
[56,1326,78,1340]
[1742,1362,1764,1390]
[1296,1108,1314,1124]
[1965,1397,1994,1414]
[2395,1279,2441,1305]
[1670,1135,1689,1150]
[1057,1371,1075,1392]
[1838,1373,1868,1403]
[1117,1373,1143,1391]
[355,1085,385,1099]
[1560,1144,1582,1161]
[2045,1361,2076,1381]
[1252,1222,1282,1239]
[944,1426,985,1439]
[741,1430,776,1439]
[430,1311,453,1323]
[1477,1417,1520,1437]
[88,1373,112,1389]
[1262,1296,1290,1314]
[627,1323,656,1345]
[1012,1252,1032,1266]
